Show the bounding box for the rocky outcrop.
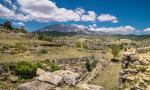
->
[16,80,55,90]
[36,70,80,86]
[119,54,150,90]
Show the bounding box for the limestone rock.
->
[36,68,46,76]
[16,80,55,90]
[78,84,104,90]
[127,75,135,81]
[53,70,80,86]
[36,72,63,86]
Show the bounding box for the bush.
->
[111,58,120,63]
[10,61,39,79]
[85,59,92,72]
[47,63,60,72]
[110,44,120,58]
[76,41,82,48]
[14,42,25,53]
[38,49,48,54]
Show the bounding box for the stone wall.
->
[119,54,150,90]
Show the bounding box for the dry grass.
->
[89,63,121,90]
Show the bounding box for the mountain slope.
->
[35,24,105,36]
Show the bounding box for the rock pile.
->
[119,54,150,90]
[17,70,80,90]
[137,47,150,54]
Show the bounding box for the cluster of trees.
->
[0,21,27,33]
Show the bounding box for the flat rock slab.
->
[16,80,55,90]
[36,72,63,86]
[53,70,80,86]
[77,84,104,90]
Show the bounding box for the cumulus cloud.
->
[16,0,81,22]
[71,24,135,35]
[0,0,118,23]
[72,24,88,29]
[97,14,118,23]
[0,3,15,19]
[75,8,85,16]
[81,11,96,21]
[13,22,25,26]
[143,28,150,32]
[89,25,135,35]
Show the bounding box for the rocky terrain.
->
[1,23,150,90]
[119,53,150,90]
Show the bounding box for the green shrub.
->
[10,61,39,79]
[47,64,60,72]
[110,44,120,58]
[85,59,92,72]
[38,49,48,54]
[111,58,120,63]
[76,41,82,48]
[14,42,25,52]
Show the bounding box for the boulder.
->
[78,84,104,90]
[36,72,63,86]
[53,70,80,86]
[127,75,135,81]
[16,80,55,90]
[128,69,138,73]
[36,68,46,76]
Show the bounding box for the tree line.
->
[0,20,27,33]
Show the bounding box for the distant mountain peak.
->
[36,24,107,35]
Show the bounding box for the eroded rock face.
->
[78,84,104,90]
[16,80,55,90]
[36,72,63,86]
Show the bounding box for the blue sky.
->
[0,0,150,34]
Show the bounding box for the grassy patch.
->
[89,63,121,90]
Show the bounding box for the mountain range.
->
[36,24,115,36]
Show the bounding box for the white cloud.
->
[0,0,119,23]
[13,22,25,26]
[81,11,96,21]
[71,24,135,35]
[16,0,80,22]
[97,14,118,23]
[143,28,150,32]
[89,25,135,35]
[72,24,88,29]
[75,8,85,16]
[0,3,15,19]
